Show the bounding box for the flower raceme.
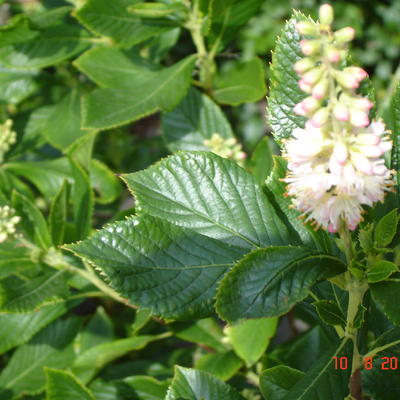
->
[283,4,393,233]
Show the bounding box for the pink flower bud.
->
[302,96,320,113]
[294,58,315,74]
[334,71,359,89]
[356,134,380,146]
[351,152,372,174]
[294,102,307,116]
[300,40,320,56]
[296,21,318,35]
[328,223,337,233]
[311,108,329,127]
[302,67,323,85]
[329,155,343,175]
[312,79,328,99]
[299,79,313,93]
[334,27,355,43]
[325,47,341,63]
[344,67,368,82]
[333,103,349,121]
[373,163,387,175]
[353,98,373,111]
[350,109,369,127]
[358,145,383,158]
[379,140,392,153]
[319,4,334,25]
[333,141,348,164]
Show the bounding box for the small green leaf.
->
[313,300,346,327]
[0,270,69,313]
[162,87,234,152]
[131,308,152,335]
[367,260,398,283]
[374,209,399,248]
[249,136,273,185]
[359,224,374,254]
[67,215,244,319]
[123,151,293,250]
[74,0,176,47]
[45,368,94,400]
[371,277,400,326]
[213,58,267,105]
[166,366,244,400]
[267,13,308,145]
[75,48,196,129]
[123,376,170,400]
[0,318,81,397]
[195,351,243,381]
[226,317,278,367]
[0,241,38,278]
[260,366,305,400]
[49,180,68,246]
[216,247,345,322]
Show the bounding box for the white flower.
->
[0,206,21,243]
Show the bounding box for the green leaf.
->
[74,335,165,369]
[43,89,94,150]
[0,241,38,278]
[371,277,400,326]
[67,215,244,319]
[213,58,267,105]
[45,368,94,400]
[75,47,196,129]
[123,376,170,400]
[69,157,94,240]
[195,351,243,381]
[226,317,278,367]
[281,340,352,400]
[131,308,152,335]
[390,84,400,203]
[0,24,89,69]
[0,302,69,354]
[123,151,293,250]
[267,13,308,144]
[162,87,234,152]
[12,190,52,249]
[260,366,305,400]
[0,317,81,397]
[249,136,273,185]
[313,300,346,327]
[166,366,244,400]
[74,0,175,47]
[0,66,38,105]
[367,260,398,283]
[127,2,186,18]
[169,318,226,352]
[0,270,69,313]
[374,209,399,248]
[0,14,38,47]
[49,180,69,246]
[29,6,73,29]
[216,247,345,322]
[358,223,374,254]
[265,157,334,253]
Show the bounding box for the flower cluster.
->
[284,4,393,233]
[0,119,17,163]
[0,205,21,243]
[204,133,246,166]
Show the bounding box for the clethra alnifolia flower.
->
[0,205,21,243]
[204,133,246,166]
[284,4,393,233]
[0,119,17,163]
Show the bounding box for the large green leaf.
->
[195,351,243,381]
[44,89,95,150]
[0,270,69,313]
[45,368,94,400]
[371,277,400,326]
[75,47,196,129]
[0,302,69,354]
[213,58,267,105]
[267,13,307,144]
[74,0,175,47]
[123,151,294,250]
[282,340,352,400]
[162,87,233,152]
[226,317,278,367]
[265,157,335,253]
[165,366,244,400]
[216,247,345,322]
[0,24,89,69]
[0,318,81,397]
[67,215,243,319]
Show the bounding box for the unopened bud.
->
[352,98,373,111]
[301,96,321,113]
[294,102,307,116]
[350,109,369,127]
[333,103,349,121]
[356,134,380,146]
[294,58,315,75]
[325,46,341,63]
[334,70,359,89]
[333,141,348,164]
[334,27,355,43]
[296,21,318,36]
[311,108,329,127]
[299,79,313,93]
[300,39,321,56]
[302,67,323,85]
[319,4,334,25]
[312,78,329,99]
[351,152,372,174]
[344,66,368,82]
[358,145,383,158]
